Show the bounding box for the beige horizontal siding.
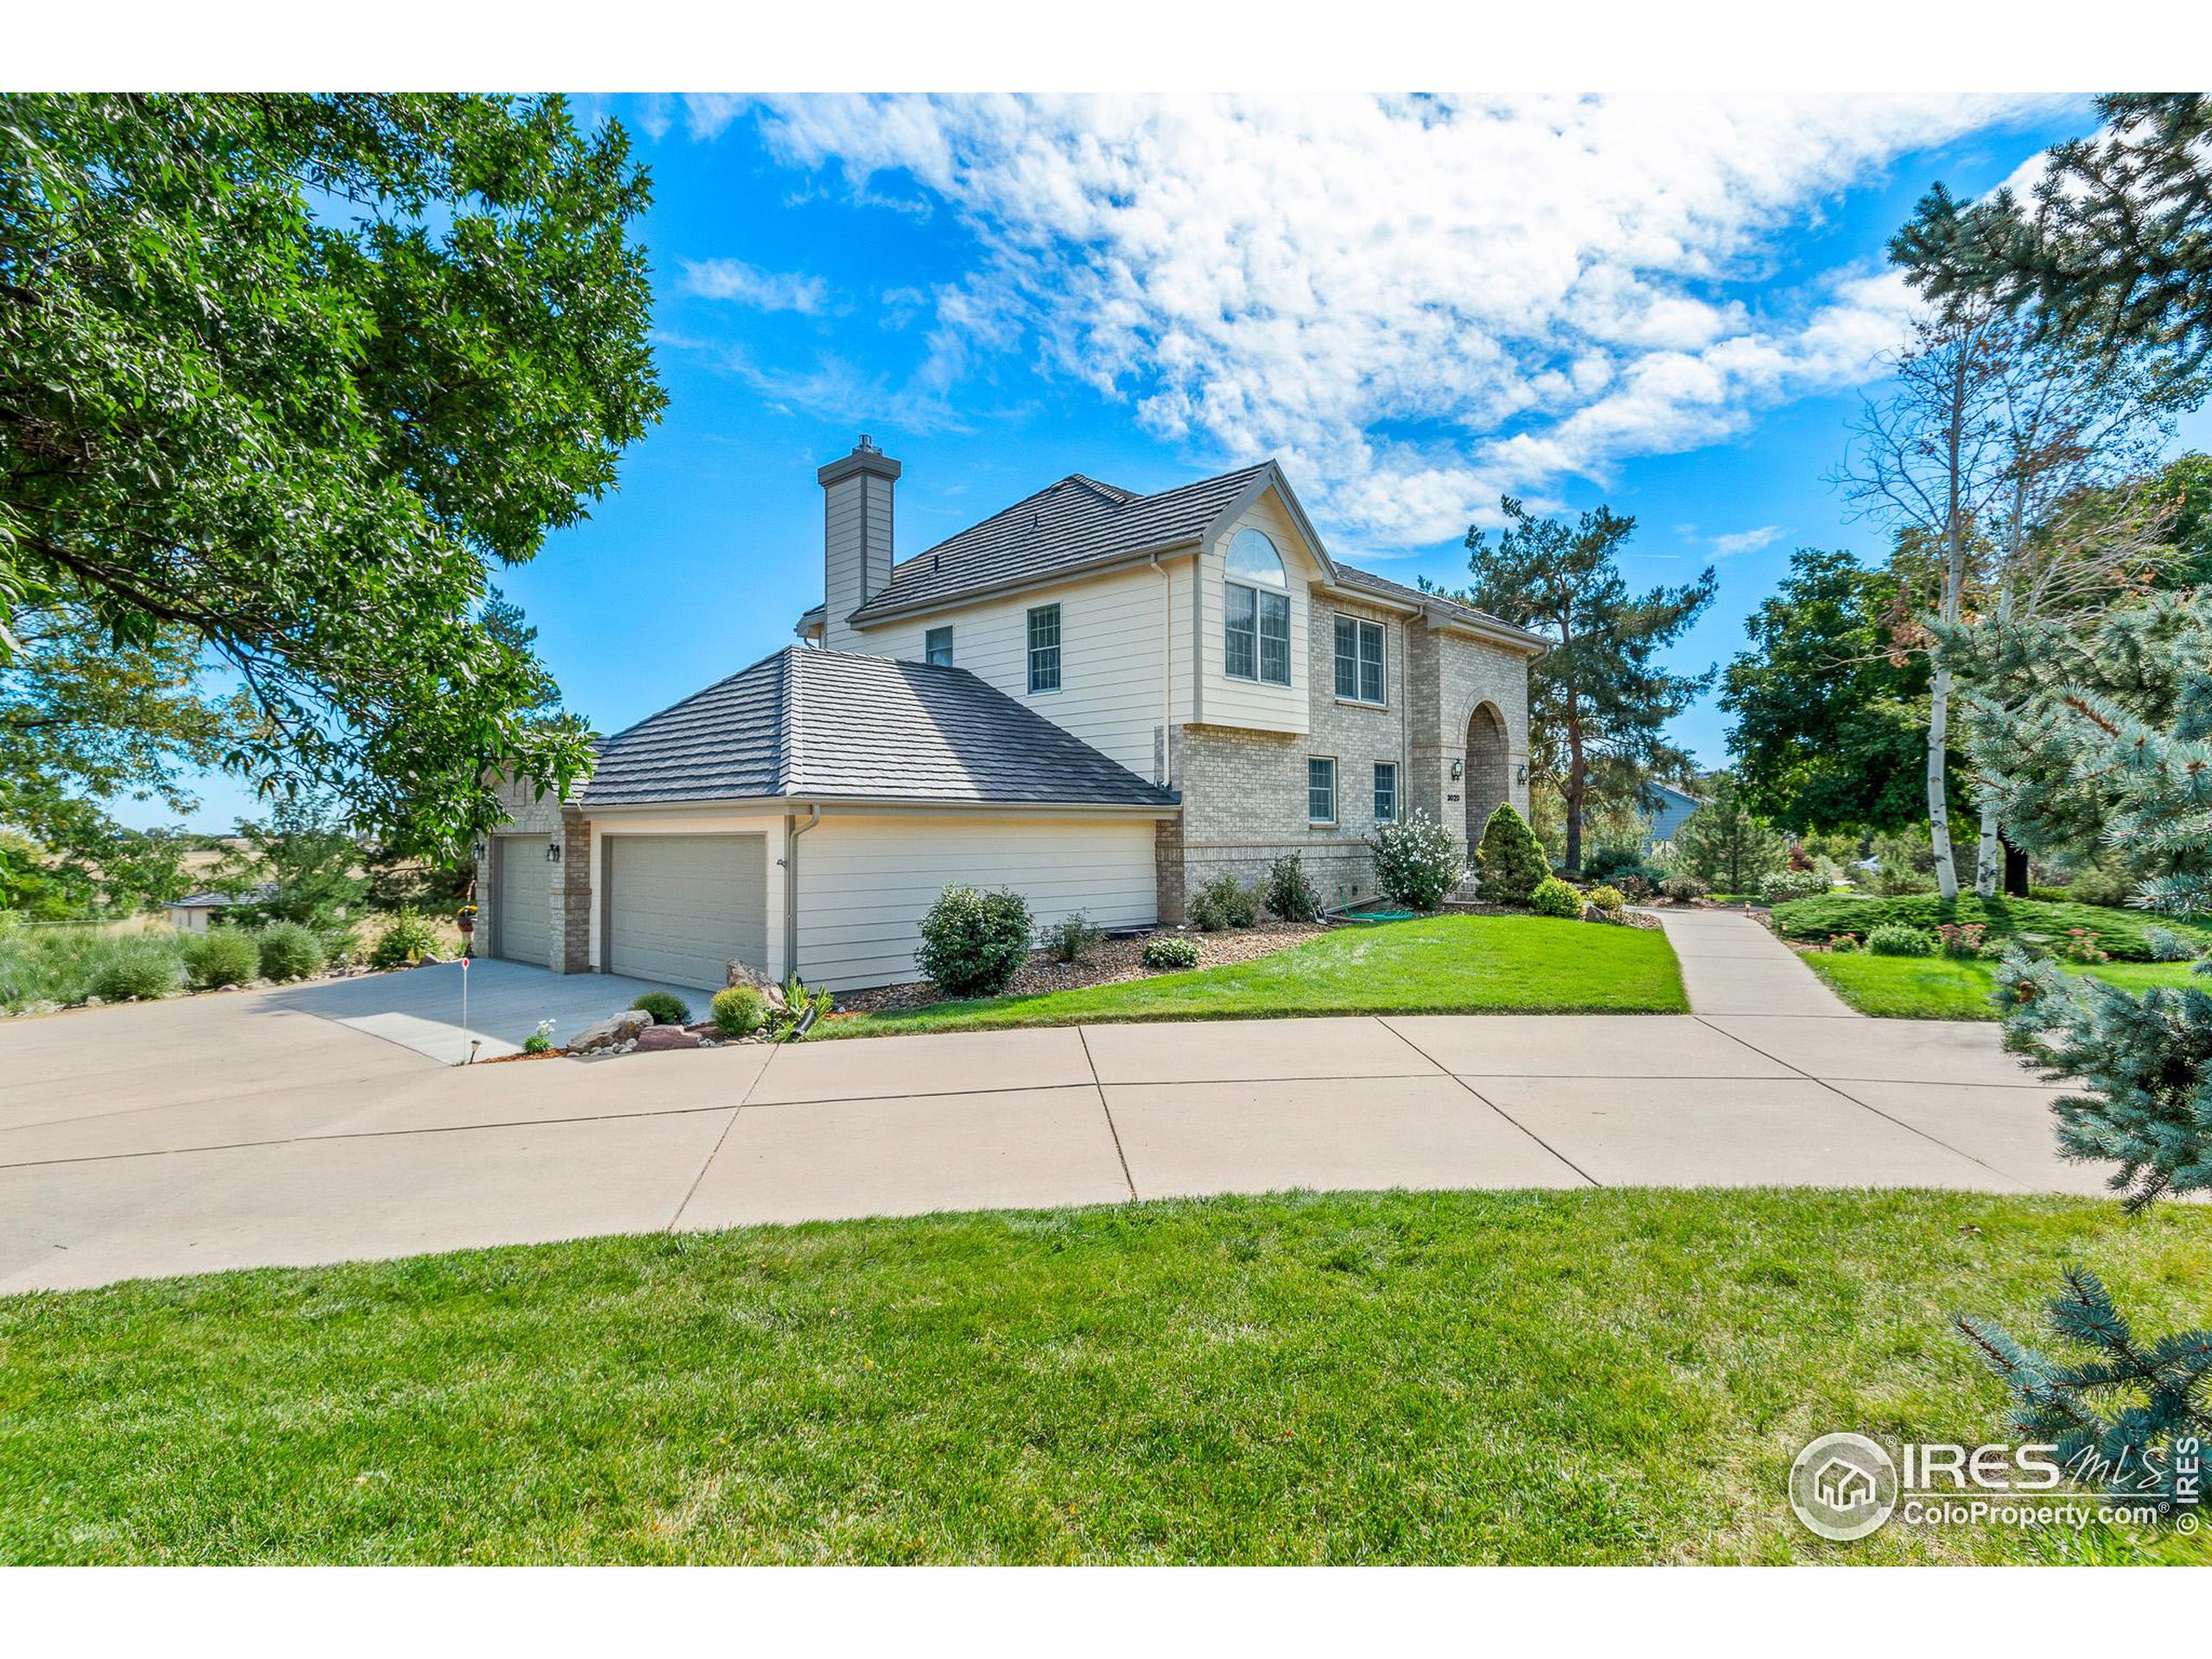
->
[795,813,1158,991]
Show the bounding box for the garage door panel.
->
[494,836,551,968]
[608,835,766,989]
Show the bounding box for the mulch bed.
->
[832,923,1332,1014]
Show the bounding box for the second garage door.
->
[606,833,767,988]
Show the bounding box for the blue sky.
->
[153,93,2209,833]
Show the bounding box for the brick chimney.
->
[817,435,900,652]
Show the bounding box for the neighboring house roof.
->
[582,647,1179,811]
[806,458,1548,652]
[1641,780,1704,810]
[167,887,269,909]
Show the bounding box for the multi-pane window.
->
[1027,604,1061,693]
[1225,527,1291,686]
[925,626,954,667]
[1374,762,1399,823]
[1334,615,1386,703]
[1307,757,1338,824]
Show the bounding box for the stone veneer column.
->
[553,808,592,974]
[1154,816,1187,925]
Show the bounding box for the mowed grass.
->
[825,914,1687,1038]
[3,1190,2209,1564]
[1803,951,2202,1020]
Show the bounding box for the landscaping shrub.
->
[1585,884,1626,917]
[1529,875,1584,919]
[2145,926,2200,963]
[1672,777,1789,893]
[1770,893,2209,963]
[1867,923,1935,957]
[321,926,359,970]
[710,987,768,1037]
[1265,854,1323,923]
[523,1019,556,1055]
[1141,934,1202,971]
[181,927,261,989]
[1935,922,1987,960]
[1472,804,1545,906]
[369,907,445,970]
[630,990,691,1026]
[916,884,1033,997]
[1615,872,1656,904]
[1039,912,1103,964]
[1660,874,1708,902]
[1758,868,1828,905]
[1189,873,1262,931]
[255,921,324,982]
[1828,932,1862,954]
[2060,927,2112,965]
[89,939,183,1001]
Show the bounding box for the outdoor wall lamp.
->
[1449,758,1464,780]
[1516,763,1529,785]
[545,839,562,864]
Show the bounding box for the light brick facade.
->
[474,773,593,975]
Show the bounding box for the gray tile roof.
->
[846,463,1271,620]
[582,647,1178,810]
[1327,562,1549,647]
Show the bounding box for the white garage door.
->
[607,834,767,989]
[493,835,551,968]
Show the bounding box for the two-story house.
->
[476,437,1544,992]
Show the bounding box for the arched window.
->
[1224,529,1291,685]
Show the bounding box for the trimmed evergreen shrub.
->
[181,926,261,989]
[1473,804,1545,906]
[1867,923,1935,957]
[1529,875,1584,918]
[1141,934,1202,971]
[1586,884,1626,916]
[1370,809,1465,911]
[1189,874,1262,931]
[630,990,691,1026]
[916,884,1033,997]
[89,940,182,1001]
[256,921,324,982]
[1265,854,1323,923]
[710,986,768,1037]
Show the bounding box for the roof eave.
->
[842,538,1203,627]
[582,791,1181,818]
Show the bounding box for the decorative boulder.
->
[567,1008,654,1053]
[726,958,772,991]
[634,1025,702,1052]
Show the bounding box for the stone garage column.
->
[554,809,593,974]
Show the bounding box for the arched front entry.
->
[1465,702,1511,845]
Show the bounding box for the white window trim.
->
[1306,754,1338,827]
[1027,603,1062,696]
[1333,613,1389,708]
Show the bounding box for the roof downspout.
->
[1151,552,1173,786]
[782,804,822,983]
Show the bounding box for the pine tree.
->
[1958,1267,2212,1516]
[1668,774,1788,895]
[1473,804,1547,906]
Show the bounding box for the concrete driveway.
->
[267,958,721,1063]
[0,972,2100,1294]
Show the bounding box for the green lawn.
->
[1804,950,2202,1020]
[824,914,1687,1037]
[1771,892,2212,961]
[3,1190,2207,1564]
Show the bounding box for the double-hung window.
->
[925,626,954,667]
[1224,528,1291,686]
[1027,604,1061,693]
[1334,615,1387,704]
[1307,757,1338,825]
[1373,761,1399,823]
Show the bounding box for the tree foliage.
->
[0,94,663,854]
[1722,547,1954,835]
[1669,773,1788,895]
[1440,498,1713,871]
[1893,93,2212,376]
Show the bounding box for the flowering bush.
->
[1827,932,1862,954]
[2061,927,2112,964]
[1373,810,1466,910]
[1142,934,1202,971]
[1935,922,1987,960]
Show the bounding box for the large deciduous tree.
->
[1442,498,1714,873]
[0,94,663,855]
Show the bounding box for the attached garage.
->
[491,835,551,968]
[604,833,767,990]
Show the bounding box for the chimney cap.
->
[817,435,902,488]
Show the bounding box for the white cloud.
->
[1712,524,1785,558]
[721,93,2064,545]
[677,257,832,315]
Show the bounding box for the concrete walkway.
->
[0,957,2092,1294]
[1646,906,1856,1017]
